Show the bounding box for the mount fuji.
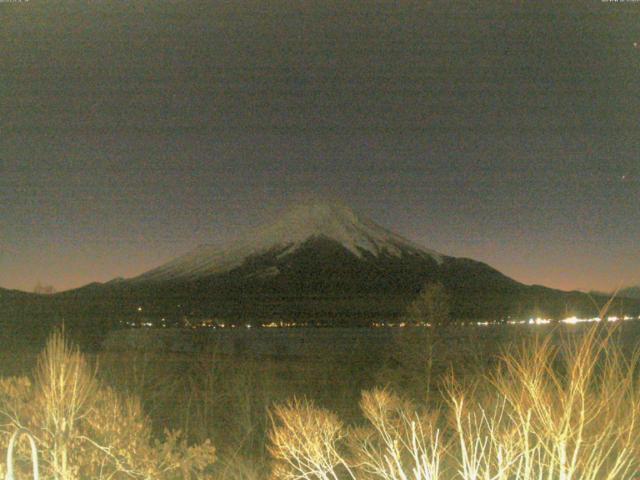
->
[103,200,525,323]
[3,202,636,325]
[134,202,444,283]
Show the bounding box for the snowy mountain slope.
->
[134,202,444,282]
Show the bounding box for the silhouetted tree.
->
[33,282,56,295]
[406,282,450,326]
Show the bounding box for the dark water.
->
[101,321,638,356]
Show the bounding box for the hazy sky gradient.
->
[2,1,639,293]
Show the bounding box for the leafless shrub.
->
[0,329,217,479]
[268,324,640,480]
[269,397,356,480]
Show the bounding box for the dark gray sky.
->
[1,0,639,293]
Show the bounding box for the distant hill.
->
[2,202,638,326]
[619,287,640,299]
[590,287,640,300]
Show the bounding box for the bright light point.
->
[137,306,142,312]
[561,316,581,325]
[528,317,551,325]
[560,316,601,324]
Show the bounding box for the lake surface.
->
[101,321,632,357]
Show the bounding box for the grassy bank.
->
[0,323,639,479]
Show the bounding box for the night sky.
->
[2,1,639,293]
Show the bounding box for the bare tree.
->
[406,282,451,327]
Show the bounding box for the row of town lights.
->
[133,306,640,328]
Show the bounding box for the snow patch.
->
[135,202,443,281]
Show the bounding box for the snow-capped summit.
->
[135,201,443,282]
[247,201,442,260]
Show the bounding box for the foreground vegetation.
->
[271,324,640,479]
[0,330,216,479]
[1,323,639,479]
